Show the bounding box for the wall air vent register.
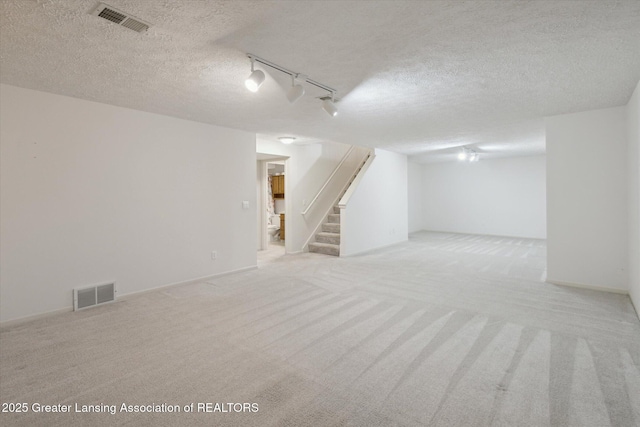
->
[73,281,117,311]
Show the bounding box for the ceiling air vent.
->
[91,3,150,33]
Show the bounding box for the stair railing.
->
[338,150,376,209]
[301,145,355,215]
[302,148,374,252]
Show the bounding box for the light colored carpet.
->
[1,231,639,426]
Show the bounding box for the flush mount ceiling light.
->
[245,57,265,92]
[245,54,338,116]
[278,137,296,145]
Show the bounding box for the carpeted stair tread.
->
[316,232,341,245]
[309,242,340,256]
[322,223,340,233]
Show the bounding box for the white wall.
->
[256,138,367,253]
[341,149,408,256]
[418,156,546,239]
[274,198,285,214]
[407,161,423,233]
[628,81,640,311]
[256,161,264,249]
[546,106,628,292]
[0,84,257,322]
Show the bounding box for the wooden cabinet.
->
[272,175,285,198]
[280,213,285,240]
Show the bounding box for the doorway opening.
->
[266,161,285,249]
[256,155,289,261]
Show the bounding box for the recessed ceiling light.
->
[278,137,296,144]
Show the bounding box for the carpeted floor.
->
[1,231,639,426]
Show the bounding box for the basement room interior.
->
[1,1,639,426]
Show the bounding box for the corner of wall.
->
[546,105,628,292]
[627,80,640,316]
[407,161,424,234]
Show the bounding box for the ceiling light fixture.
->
[245,54,338,116]
[321,95,338,117]
[278,137,296,145]
[286,75,305,104]
[245,57,265,92]
[458,147,480,162]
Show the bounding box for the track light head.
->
[245,69,265,92]
[458,150,467,161]
[287,83,305,103]
[321,95,338,117]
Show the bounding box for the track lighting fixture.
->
[278,137,296,145]
[245,54,338,117]
[321,95,338,117]
[286,75,305,104]
[245,57,265,92]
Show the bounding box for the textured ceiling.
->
[2,0,639,162]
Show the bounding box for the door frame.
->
[257,157,289,252]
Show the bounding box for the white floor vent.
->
[74,282,117,311]
[91,3,151,33]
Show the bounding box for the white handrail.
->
[301,146,355,215]
[338,151,375,209]
[301,149,372,252]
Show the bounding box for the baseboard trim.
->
[0,265,258,327]
[546,279,629,295]
[413,229,546,241]
[119,266,259,301]
[629,294,639,320]
[340,239,408,257]
[0,307,73,328]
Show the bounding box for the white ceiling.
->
[2,0,639,162]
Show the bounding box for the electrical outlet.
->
[211,251,217,260]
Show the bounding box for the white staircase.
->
[309,207,341,256]
[308,151,372,257]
